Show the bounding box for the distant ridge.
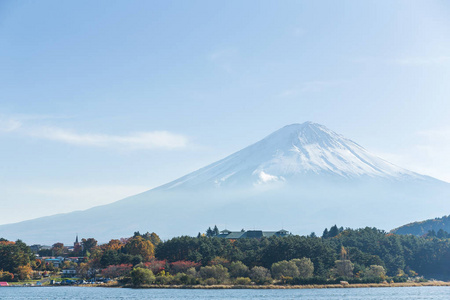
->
[391,215,450,236]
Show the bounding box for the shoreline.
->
[121,281,450,289]
[5,281,450,289]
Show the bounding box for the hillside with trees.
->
[391,215,450,236]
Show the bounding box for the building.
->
[61,268,77,276]
[44,257,64,268]
[217,229,290,239]
[29,244,51,253]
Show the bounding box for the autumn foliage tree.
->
[102,239,124,251]
[143,260,166,274]
[124,236,155,261]
[101,264,132,278]
[170,261,200,273]
[0,270,14,281]
[17,264,33,280]
[51,243,65,256]
[142,232,161,246]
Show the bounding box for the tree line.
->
[2,226,450,285]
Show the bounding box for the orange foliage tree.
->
[102,239,124,251]
[124,236,154,261]
[17,264,33,280]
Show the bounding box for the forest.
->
[1,226,450,286]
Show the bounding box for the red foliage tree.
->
[143,260,166,274]
[101,264,133,279]
[170,261,200,274]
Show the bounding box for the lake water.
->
[1,286,450,299]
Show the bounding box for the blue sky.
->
[1,0,450,224]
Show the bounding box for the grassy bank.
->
[122,281,450,289]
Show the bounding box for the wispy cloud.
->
[30,127,189,149]
[278,80,349,97]
[0,116,189,150]
[208,48,238,73]
[0,118,21,132]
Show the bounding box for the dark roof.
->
[217,229,290,239]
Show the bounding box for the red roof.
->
[0,282,9,286]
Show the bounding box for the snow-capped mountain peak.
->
[159,122,423,190]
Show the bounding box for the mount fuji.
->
[1,122,449,244]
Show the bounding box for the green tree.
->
[199,265,229,283]
[362,265,386,279]
[206,227,213,237]
[271,260,299,279]
[437,229,447,239]
[81,238,98,255]
[328,225,340,238]
[130,267,155,286]
[100,250,120,267]
[0,240,34,274]
[291,258,314,278]
[335,260,354,277]
[249,266,271,283]
[229,261,249,278]
[213,225,220,236]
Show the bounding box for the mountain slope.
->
[157,122,429,191]
[391,215,450,236]
[0,122,448,244]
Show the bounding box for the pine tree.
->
[206,227,213,237]
[213,225,219,236]
[322,228,329,238]
[329,225,339,238]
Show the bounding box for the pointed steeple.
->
[75,234,79,245]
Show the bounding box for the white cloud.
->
[0,118,22,132]
[0,116,189,150]
[29,127,189,150]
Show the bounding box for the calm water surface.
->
[1,286,450,299]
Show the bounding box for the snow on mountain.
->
[0,122,447,244]
[158,122,426,191]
